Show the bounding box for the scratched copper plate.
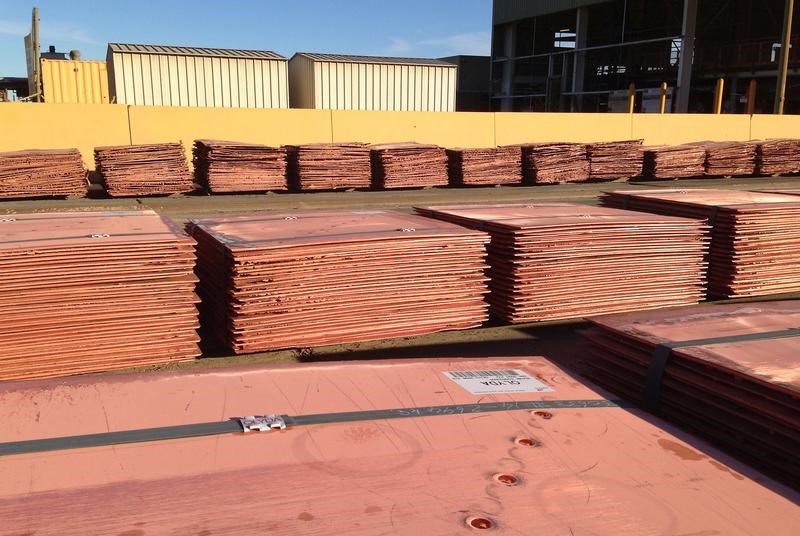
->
[94,142,197,196]
[0,148,87,199]
[583,300,800,484]
[193,139,287,193]
[187,210,489,352]
[446,145,522,186]
[1,357,798,535]
[602,189,800,297]
[756,138,800,175]
[415,203,708,323]
[286,143,372,191]
[370,142,449,188]
[0,210,200,381]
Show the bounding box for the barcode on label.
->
[447,370,521,379]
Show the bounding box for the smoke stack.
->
[69,50,81,60]
[48,45,55,53]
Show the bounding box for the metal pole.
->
[660,82,668,113]
[713,78,725,114]
[746,79,757,115]
[676,0,698,113]
[628,82,636,113]
[774,0,794,114]
[32,7,40,102]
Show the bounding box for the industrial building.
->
[106,43,289,108]
[288,53,457,111]
[491,0,800,113]
[439,55,492,111]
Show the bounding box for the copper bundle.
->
[193,139,287,193]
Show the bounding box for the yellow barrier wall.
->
[0,103,130,169]
[127,106,332,159]
[749,114,800,139]
[331,110,495,147]
[631,114,752,145]
[495,112,633,145]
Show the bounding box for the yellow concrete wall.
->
[631,114,752,145]
[127,105,333,159]
[495,112,634,145]
[0,103,130,169]
[749,114,800,140]
[330,110,495,147]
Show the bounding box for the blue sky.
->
[0,0,492,76]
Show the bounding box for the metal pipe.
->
[660,82,668,113]
[774,0,795,114]
[713,78,725,114]
[628,82,636,113]
[746,79,757,115]
[676,0,698,113]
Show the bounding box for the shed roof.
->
[292,52,456,67]
[107,43,286,61]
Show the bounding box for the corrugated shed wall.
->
[41,59,110,104]
[107,52,288,108]
[293,60,456,112]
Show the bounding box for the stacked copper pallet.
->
[94,142,196,197]
[370,142,449,188]
[642,144,706,179]
[756,138,800,175]
[521,142,589,184]
[0,148,86,199]
[192,139,287,193]
[582,301,800,485]
[188,210,490,353]
[286,143,371,191]
[602,189,800,297]
[446,146,522,186]
[698,141,757,176]
[415,203,708,323]
[587,140,643,180]
[0,210,200,381]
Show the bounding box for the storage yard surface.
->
[3,175,796,376]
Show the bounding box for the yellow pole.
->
[713,78,725,114]
[659,82,668,113]
[628,82,636,113]
[746,79,757,115]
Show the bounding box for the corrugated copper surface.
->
[286,143,372,190]
[415,203,709,323]
[0,357,798,534]
[447,145,522,186]
[602,188,800,297]
[94,142,196,196]
[583,300,800,485]
[193,139,287,193]
[371,142,449,189]
[0,148,87,199]
[0,210,200,380]
[187,210,490,353]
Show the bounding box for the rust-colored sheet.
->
[0,148,87,199]
[521,142,589,184]
[641,144,706,179]
[447,145,522,186]
[587,139,643,180]
[602,188,800,297]
[582,300,800,486]
[415,203,708,323]
[0,357,798,535]
[370,142,449,188]
[187,210,490,352]
[756,138,800,175]
[0,210,200,381]
[94,142,197,197]
[193,139,287,193]
[285,143,372,191]
[694,141,758,176]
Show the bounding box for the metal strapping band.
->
[0,398,630,457]
[642,327,800,412]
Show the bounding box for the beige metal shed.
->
[106,43,288,108]
[288,53,457,111]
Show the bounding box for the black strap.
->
[643,327,800,411]
[707,205,720,227]
[0,398,630,457]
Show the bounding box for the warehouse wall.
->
[2,103,797,170]
[41,59,110,105]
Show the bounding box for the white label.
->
[443,369,553,395]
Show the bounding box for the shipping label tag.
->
[443,369,553,394]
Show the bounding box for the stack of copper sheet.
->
[415,203,708,323]
[642,144,707,179]
[756,138,800,175]
[697,141,757,176]
[583,301,800,484]
[587,140,643,180]
[286,143,371,191]
[602,188,800,297]
[0,210,200,381]
[521,142,589,184]
[370,142,448,188]
[3,356,799,534]
[192,139,287,193]
[446,146,522,186]
[188,210,490,353]
[0,148,86,199]
[94,142,196,197]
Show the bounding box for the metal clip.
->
[284,216,298,220]
[399,227,416,232]
[0,218,16,222]
[236,414,286,432]
[89,233,111,238]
